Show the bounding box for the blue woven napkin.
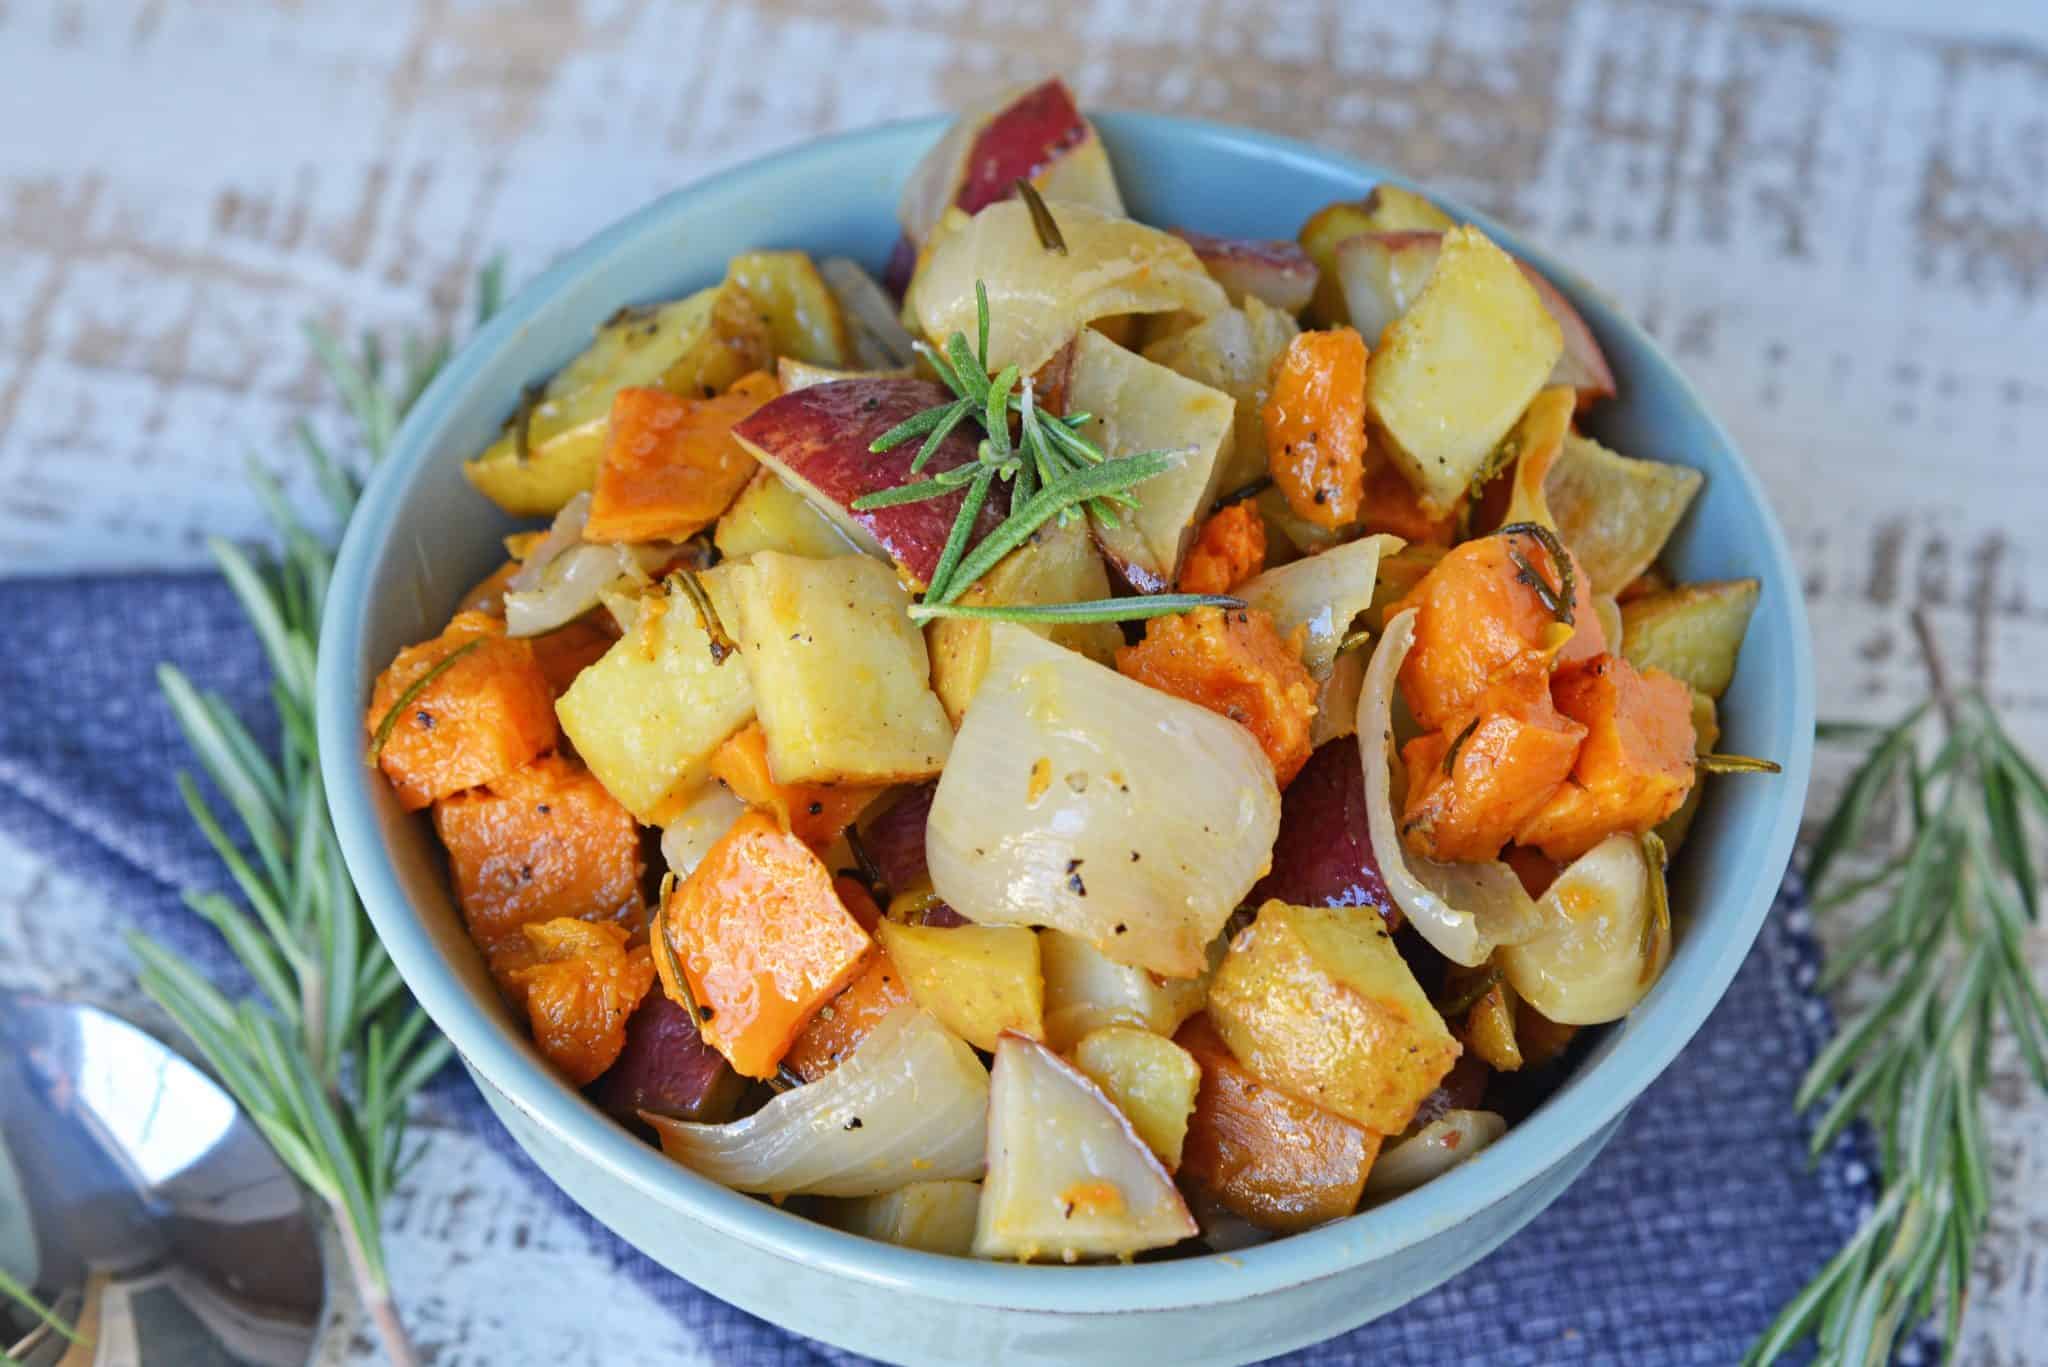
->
[0,569,1884,1364]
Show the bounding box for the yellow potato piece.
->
[878,920,1044,1052]
[724,552,954,785]
[926,519,1121,726]
[464,284,769,516]
[713,468,860,563]
[1071,1025,1201,1170]
[1366,226,1562,517]
[1546,433,1704,595]
[1208,901,1460,1134]
[555,570,753,824]
[1619,579,1761,699]
[726,250,852,368]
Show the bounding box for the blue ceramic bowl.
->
[318,112,1814,1365]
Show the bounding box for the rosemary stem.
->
[334,1199,419,1367]
[1910,607,1959,732]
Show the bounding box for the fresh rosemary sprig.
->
[860,280,1222,622]
[1749,611,2048,1367]
[125,272,500,1367]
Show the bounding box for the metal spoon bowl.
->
[0,991,323,1364]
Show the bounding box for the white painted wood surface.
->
[2,1,2044,1362]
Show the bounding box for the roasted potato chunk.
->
[724,552,954,785]
[464,284,770,515]
[555,570,754,824]
[1545,433,1703,595]
[1618,579,1761,699]
[1366,227,1561,516]
[1207,901,1459,1134]
[876,920,1044,1051]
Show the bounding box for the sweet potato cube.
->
[876,920,1044,1051]
[1390,529,1603,731]
[584,372,779,544]
[432,753,644,970]
[1366,226,1562,516]
[1207,901,1459,1134]
[1071,1026,1201,1170]
[1175,1014,1380,1232]
[1399,675,1587,863]
[1261,327,1368,529]
[1516,655,1698,861]
[555,567,754,824]
[366,611,557,811]
[709,721,882,849]
[782,947,913,1082]
[663,810,874,1078]
[504,918,656,1087]
[1116,606,1318,787]
[528,616,617,696]
[1176,499,1266,596]
[724,552,954,785]
[1361,451,1459,546]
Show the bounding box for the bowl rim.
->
[318,108,1816,1314]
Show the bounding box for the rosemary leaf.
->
[363,638,483,765]
[909,594,1245,626]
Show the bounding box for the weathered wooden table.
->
[2,1,2043,1361]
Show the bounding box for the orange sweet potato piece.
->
[432,753,644,976]
[1399,673,1586,863]
[1175,1013,1381,1233]
[781,947,913,1082]
[661,810,874,1079]
[504,918,656,1086]
[1516,654,1697,861]
[1502,844,1563,899]
[1389,529,1604,731]
[584,371,781,543]
[708,722,883,850]
[1261,327,1368,529]
[832,875,884,933]
[1116,606,1318,787]
[1361,453,1459,547]
[529,614,619,696]
[459,559,523,616]
[365,611,558,811]
[1177,499,1267,596]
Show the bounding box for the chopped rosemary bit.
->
[1442,716,1482,774]
[1496,521,1576,626]
[363,637,483,764]
[908,594,1244,626]
[1014,178,1068,254]
[1639,830,1670,983]
[671,569,735,663]
[1435,966,1504,1019]
[1697,752,1784,774]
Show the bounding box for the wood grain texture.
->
[1,0,2043,1362]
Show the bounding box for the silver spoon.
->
[0,991,324,1365]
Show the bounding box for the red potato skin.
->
[587,990,744,1126]
[1249,740,1400,929]
[956,78,1091,214]
[731,379,1009,590]
[1170,228,1318,314]
[860,783,972,926]
[1354,230,1616,405]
